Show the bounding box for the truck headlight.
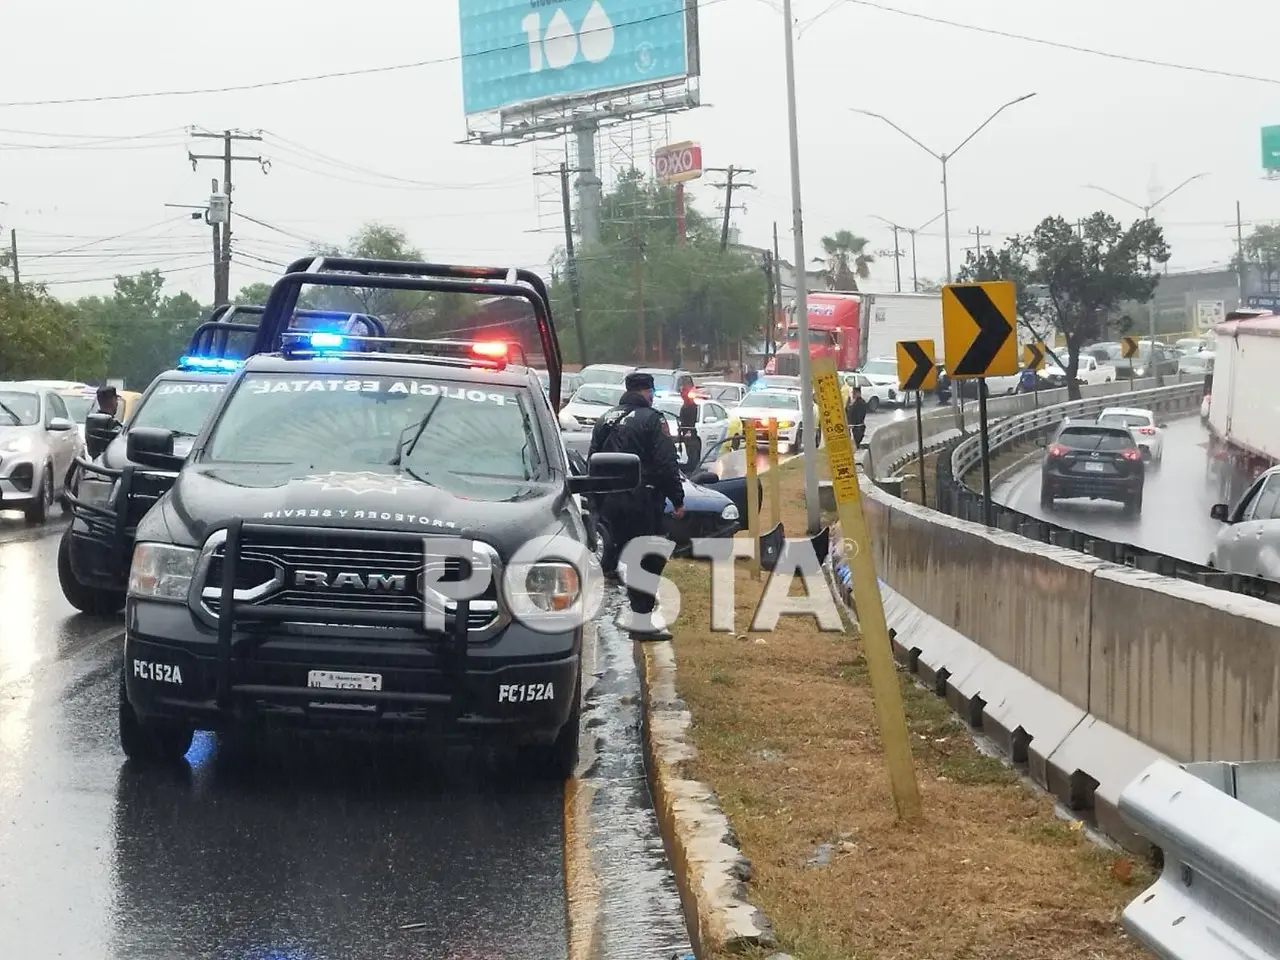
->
[522,562,581,612]
[0,435,32,455]
[129,543,198,601]
[76,477,117,507]
[721,504,740,521]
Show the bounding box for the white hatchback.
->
[1096,406,1164,463]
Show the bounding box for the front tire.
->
[24,466,52,524]
[867,396,880,413]
[118,675,194,765]
[58,527,125,615]
[517,679,581,780]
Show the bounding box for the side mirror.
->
[127,427,186,470]
[47,417,75,432]
[84,412,121,458]
[567,452,641,495]
[1210,503,1229,523]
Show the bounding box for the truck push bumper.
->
[124,520,581,743]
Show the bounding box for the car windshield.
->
[572,384,625,406]
[861,359,898,377]
[59,394,94,422]
[1180,355,1212,372]
[0,390,40,426]
[706,384,740,402]
[131,380,228,435]
[742,392,800,410]
[578,365,630,385]
[1088,344,1121,361]
[758,376,799,390]
[205,373,541,481]
[640,371,676,392]
[1059,427,1134,451]
[1099,413,1151,428]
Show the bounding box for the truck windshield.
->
[784,326,832,344]
[205,373,542,481]
[130,381,227,435]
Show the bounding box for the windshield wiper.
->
[0,400,22,425]
[390,396,443,466]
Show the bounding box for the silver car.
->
[0,383,82,522]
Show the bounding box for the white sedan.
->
[1097,406,1164,463]
[558,383,626,432]
[653,396,741,462]
[734,388,820,453]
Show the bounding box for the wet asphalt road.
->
[993,416,1223,565]
[0,511,688,960]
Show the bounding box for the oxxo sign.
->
[654,141,703,184]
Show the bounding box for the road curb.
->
[634,639,778,958]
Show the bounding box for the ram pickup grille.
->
[201,532,500,630]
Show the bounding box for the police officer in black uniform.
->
[589,371,686,639]
[677,386,702,473]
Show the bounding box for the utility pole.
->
[876,224,904,292]
[967,226,991,259]
[772,222,784,355]
[1231,201,1251,301]
[762,250,777,358]
[537,164,591,365]
[8,228,18,285]
[188,128,267,305]
[706,165,756,251]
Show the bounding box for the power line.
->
[0,1,730,109]
[22,215,192,262]
[841,0,1280,87]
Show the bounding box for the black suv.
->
[1040,420,1145,513]
[117,258,639,778]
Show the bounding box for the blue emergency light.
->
[178,355,241,372]
[308,332,344,349]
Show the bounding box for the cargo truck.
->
[1206,310,1280,502]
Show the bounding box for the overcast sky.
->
[2,0,1277,303]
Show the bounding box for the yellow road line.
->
[563,621,601,960]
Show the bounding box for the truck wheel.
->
[58,528,125,615]
[866,396,880,413]
[517,679,581,780]
[118,674,193,765]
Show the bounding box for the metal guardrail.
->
[1121,760,1280,960]
[932,384,1280,604]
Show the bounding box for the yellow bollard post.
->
[767,420,781,529]
[744,419,760,579]
[810,356,922,822]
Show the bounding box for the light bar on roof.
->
[178,355,240,372]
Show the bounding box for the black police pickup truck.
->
[60,308,390,616]
[117,258,638,778]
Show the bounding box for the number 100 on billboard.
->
[458,0,698,116]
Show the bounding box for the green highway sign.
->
[1263,125,1280,172]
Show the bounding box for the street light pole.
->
[781,0,820,533]
[1083,172,1208,349]
[850,93,1036,284]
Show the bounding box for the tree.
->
[957,212,1168,399]
[70,270,206,389]
[813,230,873,291]
[0,280,108,381]
[547,169,766,367]
[1234,223,1280,291]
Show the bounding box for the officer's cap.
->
[625,372,655,391]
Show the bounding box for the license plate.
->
[307,670,382,692]
[1084,462,1105,473]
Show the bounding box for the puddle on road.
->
[575,590,691,960]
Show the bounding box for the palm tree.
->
[813,230,874,290]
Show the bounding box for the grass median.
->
[663,456,1148,960]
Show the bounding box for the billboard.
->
[654,141,702,183]
[1264,125,1280,174]
[459,0,697,116]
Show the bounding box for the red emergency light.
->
[471,341,509,360]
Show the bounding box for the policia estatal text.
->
[589,372,685,640]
